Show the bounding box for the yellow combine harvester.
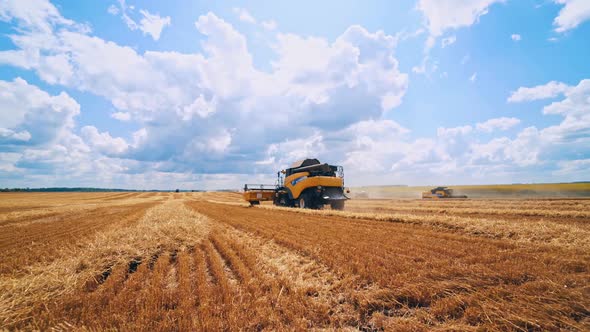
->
[243,158,348,210]
[422,186,468,199]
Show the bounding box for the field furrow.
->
[256,203,590,250]
[0,202,157,275]
[345,199,590,222]
[0,198,211,329]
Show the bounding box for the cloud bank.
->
[0,0,588,189]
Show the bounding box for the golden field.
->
[352,182,590,198]
[0,192,588,331]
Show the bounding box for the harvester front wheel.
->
[298,193,310,209]
[330,200,345,210]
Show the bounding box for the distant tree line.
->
[1,187,133,192]
[1,187,208,192]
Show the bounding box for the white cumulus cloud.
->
[0,77,80,148]
[508,81,570,102]
[476,117,521,132]
[81,126,129,155]
[1,0,588,188]
[480,79,590,168]
[233,7,256,24]
[108,1,170,40]
[107,4,119,15]
[261,20,277,30]
[441,35,456,48]
[138,9,171,40]
[417,0,504,37]
[553,0,590,32]
[0,1,409,180]
[111,112,131,121]
[0,128,31,142]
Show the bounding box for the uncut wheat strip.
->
[0,200,211,330]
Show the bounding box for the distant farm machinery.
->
[422,187,468,199]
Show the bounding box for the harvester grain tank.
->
[243,158,348,210]
[422,186,468,199]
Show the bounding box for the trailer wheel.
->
[330,200,345,210]
[250,201,260,206]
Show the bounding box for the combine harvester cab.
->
[422,187,468,199]
[243,158,349,210]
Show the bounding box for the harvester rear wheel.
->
[330,200,345,210]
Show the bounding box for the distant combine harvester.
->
[422,187,468,199]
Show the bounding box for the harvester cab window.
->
[276,171,284,187]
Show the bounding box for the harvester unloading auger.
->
[243,158,349,210]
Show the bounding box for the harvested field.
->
[346,198,590,219]
[0,192,588,331]
[352,183,590,198]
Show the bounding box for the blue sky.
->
[0,0,589,189]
